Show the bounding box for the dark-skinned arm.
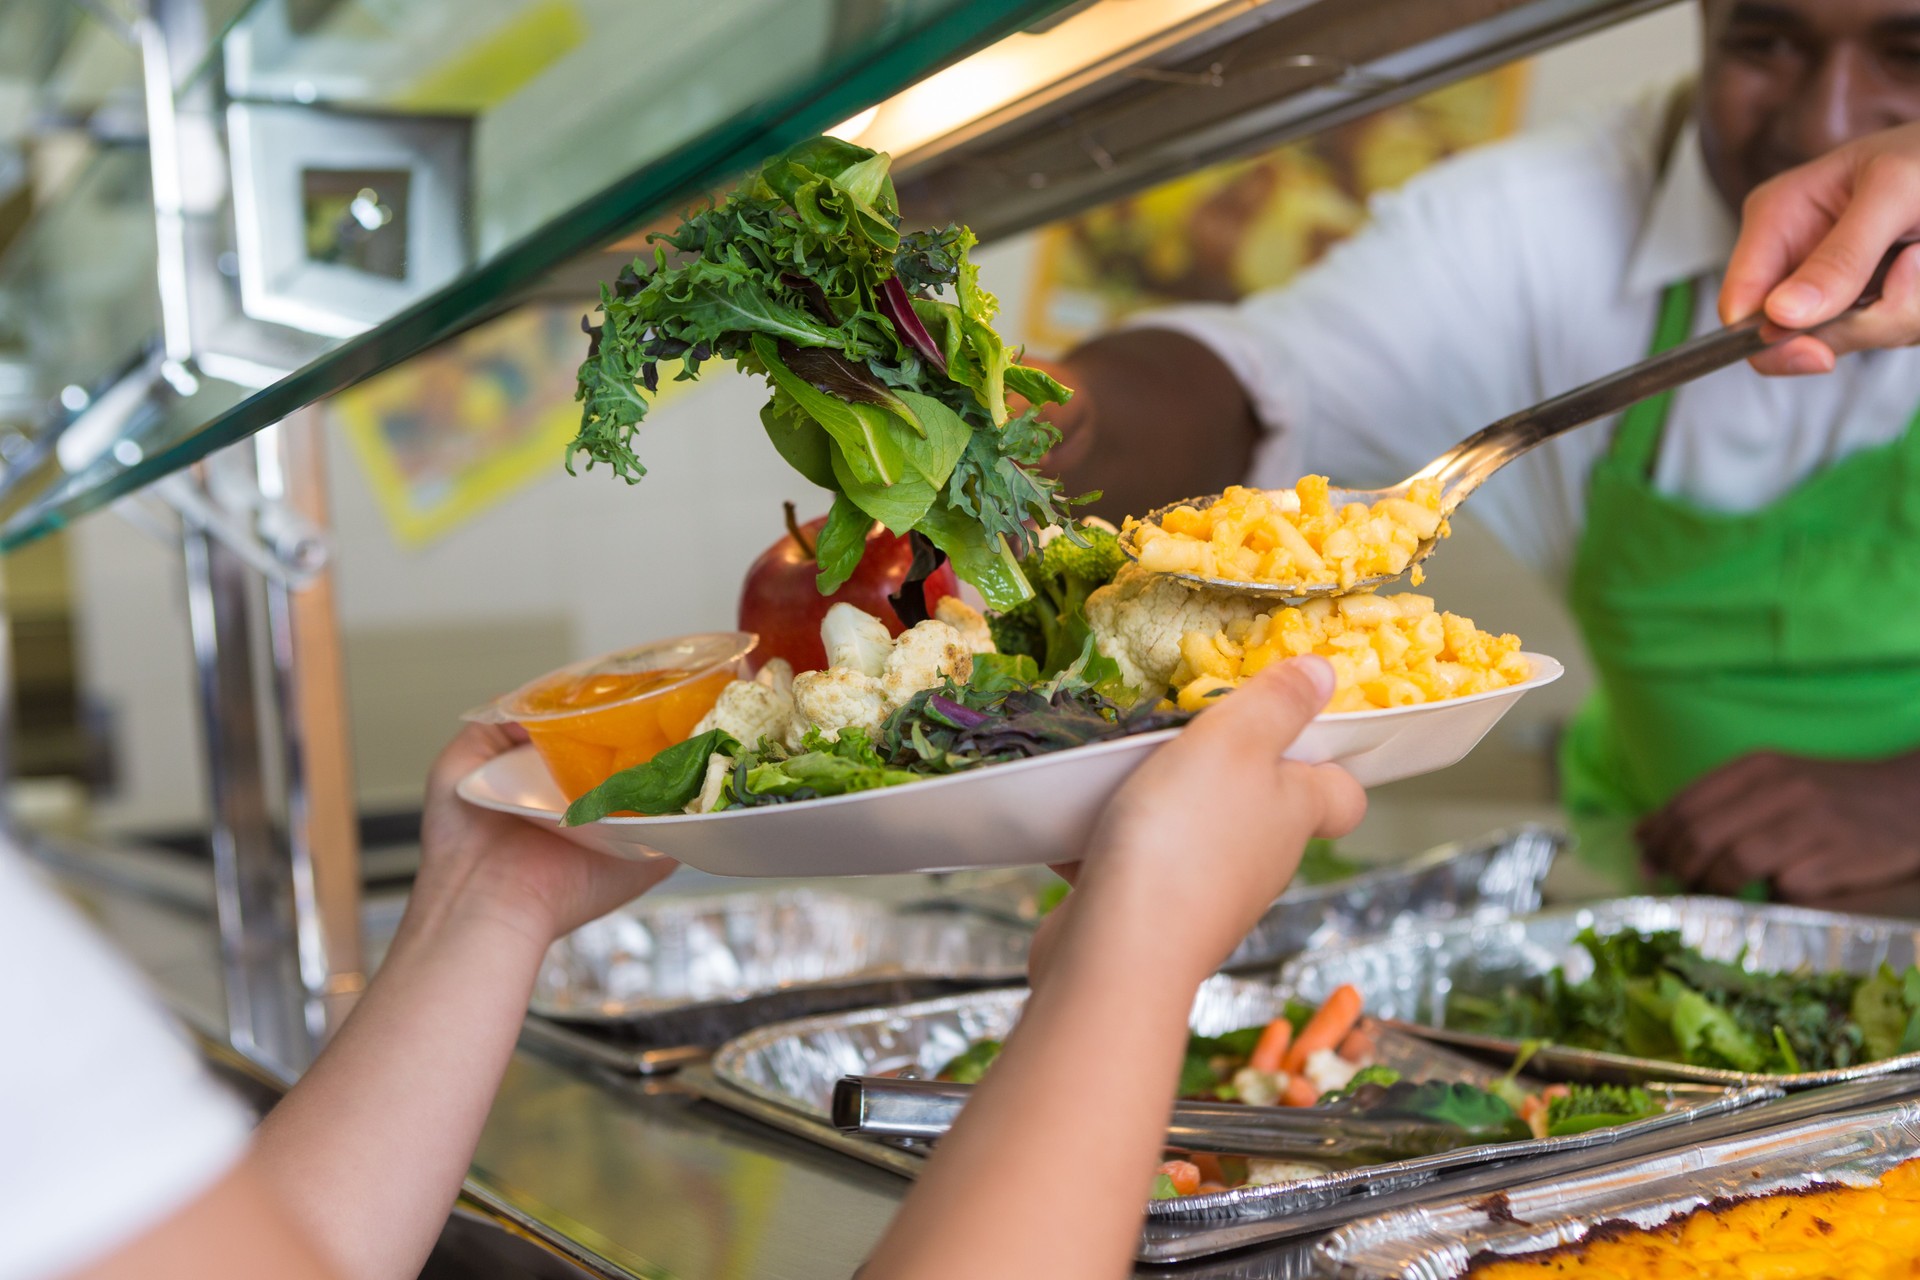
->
[1023,329,1263,521]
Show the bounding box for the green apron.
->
[1560,278,1920,883]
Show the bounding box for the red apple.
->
[739,504,960,673]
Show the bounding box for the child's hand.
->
[1033,656,1364,989]
[404,723,677,950]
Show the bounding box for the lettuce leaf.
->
[564,729,738,825]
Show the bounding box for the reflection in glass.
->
[301,170,410,280]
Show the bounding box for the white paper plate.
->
[457,653,1561,877]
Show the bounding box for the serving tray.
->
[694,980,1770,1259]
[1319,1091,1920,1278]
[521,888,1028,1073]
[1280,896,1920,1088]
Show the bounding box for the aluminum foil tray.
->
[1280,895,1920,1088]
[521,888,1028,1073]
[532,888,1030,1021]
[1224,824,1560,970]
[1319,1094,1920,1279]
[704,978,1769,1240]
[929,825,1561,969]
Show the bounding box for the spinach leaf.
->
[759,394,836,489]
[563,730,738,825]
[812,494,874,594]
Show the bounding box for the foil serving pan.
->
[704,979,1770,1234]
[928,824,1561,968]
[1318,1091,1920,1279]
[1279,895,1920,1088]
[532,887,1030,1021]
[1224,824,1560,971]
[522,888,1028,1073]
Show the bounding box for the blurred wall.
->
[65,4,1701,839]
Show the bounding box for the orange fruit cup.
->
[468,632,756,804]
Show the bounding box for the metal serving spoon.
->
[1120,241,1917,602]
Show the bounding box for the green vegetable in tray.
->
[1543,1084,1661,1137]
[1355,1081,1531,1142]
[938,1039,1003,1085]
[1852,964,1920,1062]
[1296,839,1365,887]
[571,135,1083,610]
[1319,1064,1402,1102]
[1445,926,1920,1074]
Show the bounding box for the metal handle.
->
[1421,238,1920,510]
[832,1075,1476,1161]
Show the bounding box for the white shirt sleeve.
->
[0,850,252,1280]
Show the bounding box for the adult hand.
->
[1637,749,1920,903]
[406,722,678,949]
[1031,657,1366,988]
[1722,122,1920,376]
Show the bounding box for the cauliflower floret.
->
[1085,562,1261,695]
[754,656,794,699]
[692,677,793,747]
[1244,1158,1329,1187]
[790,667,890,743]
[821,603,893,677]
[880,619,973,707]
[1232,1066,1281,1108]
[686,752,732,814]
[1303,1047,1359,1096]
[933,597,995,655]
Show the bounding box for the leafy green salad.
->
[571,135,1081,611]
[563,649,1184,826]
[1446,927,1920,1074]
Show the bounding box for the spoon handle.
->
[1416,238,1920,508]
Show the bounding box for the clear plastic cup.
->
[468,632,755,802]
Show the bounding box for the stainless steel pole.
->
[183,494,313,1079]
[259,413,365,1035]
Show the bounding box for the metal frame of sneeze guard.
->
[130,0,366,1079]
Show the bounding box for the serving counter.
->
[43,806,1619,1280]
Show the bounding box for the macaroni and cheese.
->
[1171,592,1530,713]
[1470,1158,1920,1280]
[1126,475,1446,590]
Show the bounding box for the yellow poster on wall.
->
[1025,67,1530,351]
[327,303,685,547]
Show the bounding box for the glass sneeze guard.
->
[0,0,1071,550]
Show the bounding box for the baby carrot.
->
[1248,1017,1293,1074]
[1337,1026,1377,1063]
[1158,1160,1202,1196]
[1189,1153,1226,1185]
[1282,984,1364,1074]
[1281,1073,1320,1107]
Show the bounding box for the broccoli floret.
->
[1544,1084,1660,1136]
[1013,522,1128,676]
[1038,523,1128,586]
[987,607,1045,663]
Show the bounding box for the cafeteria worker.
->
[1038,0,1920,909]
